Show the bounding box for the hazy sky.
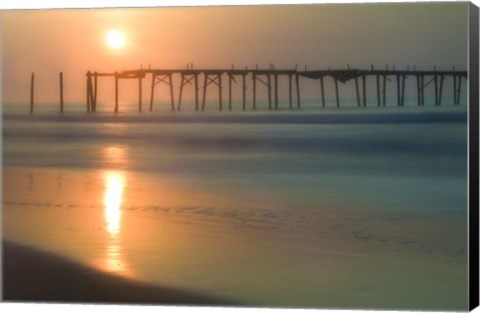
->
[1,2,469,104]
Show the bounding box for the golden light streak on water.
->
[103,171,125,236]
[101,168,131,276]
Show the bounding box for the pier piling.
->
[382,74,387,106]
[288,74,293,109]
[252,73,257,110]
[274,74,279,110]
[242,74,246,111]
[439,75,444,105]
[267,74,272,110]
[168,74,175,111]
[178,75,185,111]
[355,76,361,107]
[421,75,425,105]
[228,74,233,111]
[320,76,325,108]
[138,76,143,112]
[455,75,462,105]
[195,74,199,111]
[114,72,119,113]
[202,74,208,111]
[149,74,155,112]
[86,71,91,113]
[93,72,98,112]
[59,72,64,113]
[396,75,402,106]
[401,75,406,106]
[295,74,301,108]
[376,74,380,107]
[362,75,367,107]
[30,72,35,114]
[218,74,223,111]
[334,77,340,108]
[178,73,199,111]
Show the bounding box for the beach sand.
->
[2,240,235,305]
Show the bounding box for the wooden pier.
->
[29,66,469,113]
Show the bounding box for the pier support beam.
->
[362,75,367,107]
[420,75,425,106]
[202,74,208,111]
[59,72,64,113]
[453,75,457,105]
[178,75,185,111]
[218,74,223,111]
[395,75,406,107]
[92,72,98,113]
[242,74,246,111]
[227,73,245,111]
[295,74,301,108]
[438,75,444,105]
[252,73,273,110]
[267,74,272,110]
[382,75,387,106]
[86,73,89,113]
[178,74,198,111]
[416,75,421,106]
[355,76,361,107]
[416,75,425,106]
[195,74,199,111]
[334,77,340,108]
[288,74,292,109]
[169,74,175,111]
[376,74,381,107]
[454,75,463,105]
[228,74,233,111]
[149,74,155,112]
[274,74,279,110]
[320,76,325,108]
[86,71,92,113]
[433,66,444,106]
[30,72,35,114]
[150,73,175,112]
[396,75,401,106]
[252,73,257,110]
[114,72,119,113]
[86,72,97,113]
[401,75,406,106]
[138,76,143,112]
[201,73,223,111]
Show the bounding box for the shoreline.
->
[2,240,237,306]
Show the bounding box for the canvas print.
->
[1,2,477,311]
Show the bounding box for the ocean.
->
[1,102,469,310]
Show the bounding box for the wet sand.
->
[2,240,236,306]
[1,165,469,310]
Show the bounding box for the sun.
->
[106,30,125,49]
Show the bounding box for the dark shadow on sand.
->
[2,240,238,306]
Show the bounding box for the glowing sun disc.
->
[106,30,125,49]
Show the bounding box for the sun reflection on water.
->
[102,145,128,166]
[104,171,124,236]
[102,170,130,276]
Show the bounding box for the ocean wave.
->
[2,111,467,124]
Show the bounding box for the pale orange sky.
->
[1,3,469,104]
